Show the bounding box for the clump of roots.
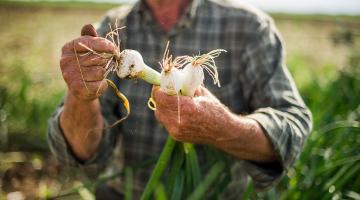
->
[159,41,188,74]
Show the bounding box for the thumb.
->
[81,24,98,37]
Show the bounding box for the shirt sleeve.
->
[46,99,118,177]
[240,18,313,190]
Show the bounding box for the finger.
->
[153,89,179,110]
[61,54,108,68]
[62,66,106,82]
[80,54,109,67]
[60,55,74,70]
[96,80,108,96]
[154,109,178,129]
[81,24,98,37]
[154,88,195,112]
[81,66,106,81]
[70,80,108,97]
[151,85,160,97]
[74,36,116,53]
[83,79,108,97]
[62,36,116,54]
[152,86,162,102]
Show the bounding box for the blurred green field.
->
[0,2,359,199]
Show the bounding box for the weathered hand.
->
[60,35,116,101]
[153,86,230,145]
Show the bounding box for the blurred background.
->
[0,0,359,199]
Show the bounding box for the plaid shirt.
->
[48,0,312,198]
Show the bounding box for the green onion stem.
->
[186,162,225,200]
[140,137,177,200]
[124,167,133,200]
[141,65,161,85]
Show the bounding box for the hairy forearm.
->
[188,92,278,163]
[209,108,278,163]
[60,92,104,161]
[154,87,279,163]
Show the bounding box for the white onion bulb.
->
[160,67,183,95]
[180,49,226,97]
[181,63,204,97]
[116,49,145,79]
[117,49,160,85]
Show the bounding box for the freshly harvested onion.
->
[159,42,185,95]
[181,63,204,97]
[180,49,226,97]
[117,49,161,85]
[160,67,183,95]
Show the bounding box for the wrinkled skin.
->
[60,36,116,101]
[153,86,224,144]
[153,86,278,162]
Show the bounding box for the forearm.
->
[60,92,104,161]
[209,108,278,163]
[154,87,279,163]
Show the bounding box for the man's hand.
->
[59,28,117,161]
[153,86,229,145]
[60,36,116,101]
[153,86,279,163]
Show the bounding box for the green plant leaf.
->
[170,170,185,200]
[166,143,185,195]
[125,167,133,200]
[140,137,177,200]
[154,183,167,200]
[184,143,201,187]
[186,162,225,200]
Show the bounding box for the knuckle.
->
[62,71,70,81]
[98,67,106,77]
[82,55,102,67]
[96,37,115,51]
[100,58,108,66]
[80,57,91,67]
[80,36,91,45]
[74,37,89,51]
